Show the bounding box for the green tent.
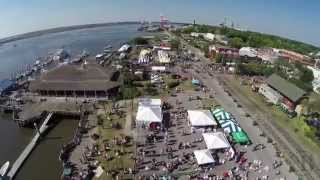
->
[232,131,250,144]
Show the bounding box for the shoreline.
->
[0,21,140,45]
[0,21,189,46]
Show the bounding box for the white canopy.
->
[188,110,217,127]
[136,105,162,123]
[203,132,230,150]
[193,149,215,165]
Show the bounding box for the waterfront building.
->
[29,62,121,98]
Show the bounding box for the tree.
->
[170,38,180,50]
[230,37,244,48]
[132,37,148,45]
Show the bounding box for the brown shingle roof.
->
[30,63,121,91]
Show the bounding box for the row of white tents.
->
[186,110,234,165]
[194,132,233,165]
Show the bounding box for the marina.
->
[0,23,150,180]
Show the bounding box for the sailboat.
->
[0,161,10,176]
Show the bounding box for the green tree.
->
[230,37,244,48]
[132,37,148,45]
[170,38,180,50]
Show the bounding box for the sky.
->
[0,0,319,46]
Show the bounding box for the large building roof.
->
[266,74,306,102]
[30,63,121,91]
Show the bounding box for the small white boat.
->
[0,161,10,176]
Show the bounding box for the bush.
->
[167,80,180,89]
[289,166,296,172]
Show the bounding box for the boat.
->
[0,161,10,176]
[104,45,112,50]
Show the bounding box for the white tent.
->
[203,132,230,150]
[136,105,162,123]
[188,110,217,127]
[193,149,215,165]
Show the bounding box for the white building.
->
[204,33,215,41]
[259,84,283,105]
[307,66,320,94]
[239,47,258,58]
[190,32,204,37]
[158,50,171,64]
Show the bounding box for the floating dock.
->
[7,112,54,179]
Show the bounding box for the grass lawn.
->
[228,77,320,154]
[94,102,135,179]
[201,98,219,109]
[305,92,320,113]
[177,79,196,92]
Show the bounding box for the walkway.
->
[7,112,54,179]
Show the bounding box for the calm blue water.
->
[0,23,146,79]
[0,23,148,180]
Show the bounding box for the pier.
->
[7,112,54,179]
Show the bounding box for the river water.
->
[0,23,147,180]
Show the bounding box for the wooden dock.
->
[7,112,54,179]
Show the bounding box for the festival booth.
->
[136,105,162,130]
[231,131,250,144]
[211,107,251,144]
[193,149,215,165]
[188,110,217,129]
[202,132,231,150]
[211,107,233,120]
